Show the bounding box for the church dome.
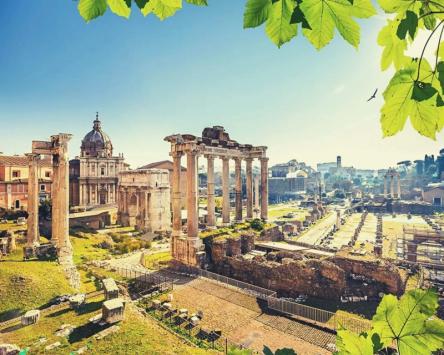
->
[81,113,113,157]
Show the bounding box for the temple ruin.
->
[164,126,268,266]
[117,169,171,233]
[383,168,401,199]
[27,133,80,289]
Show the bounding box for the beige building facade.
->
[117,169,171,233]
[0,155,52,210]
[70,114,127,207]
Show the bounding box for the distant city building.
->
[269,160,311,202]
[0,155,52,210]
[423,183,444,206]
[69,114,128,207]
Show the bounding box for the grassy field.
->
[143,251,172,270]
[0,296,212,355]
[268,203,307,221]
[70,232,110,265]
[0,248,74,321]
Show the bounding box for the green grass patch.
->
[143,252,172,270]
[0,249,74,321]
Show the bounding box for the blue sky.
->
[0,1,442,170]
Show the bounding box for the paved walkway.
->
[298,213,336,246]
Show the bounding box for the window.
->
[12,170,20,178]
[45,171,50,178]
[101,167,105,176]
[433,197,442,206]
[15,200,20,209]
[40,184,45,192]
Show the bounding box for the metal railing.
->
[194,268,277,300]
[107,265,173,292]
[183,266,371,334]
[267,296,371,334]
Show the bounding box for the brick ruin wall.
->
[208,237,407,299]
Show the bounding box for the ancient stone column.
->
[144,190,150,230]
[186,149,199,239]
[171,152,183,236]
[245,158,253,219]
[26,153,40,246]
[234,158,242,222]
[206,155,216,227]
[383,177,387,197]
[221,156,230,225]
[51,154,60,247]
[260,157,269,220]
[52,134,73,256]
[390,175,394,198]
[254,175,260,218]
[397,175,401,199]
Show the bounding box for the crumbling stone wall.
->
[333,256,405,296]
[209,248,406,299]
[213,254,347,299]
[257,226,284,242]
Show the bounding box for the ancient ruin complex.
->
[117,169,171,233]
[164,126,268,266]
[28,134,80,289]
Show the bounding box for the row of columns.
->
[383,174,401,199]
[171,151,268,240]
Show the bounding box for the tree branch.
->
[419,11,444,19]
[416,20,444,82]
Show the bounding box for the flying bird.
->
[367,88,378,102]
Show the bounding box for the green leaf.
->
[420,3,437,30]
[243,0,272,29]
[377,0,411,14]
[438,94,444,107]
[377,19,409,70]
[78,0,107,22]
[350,0,376,19]
[135,0,149,9]
[265,0,298,47]
[372,289,444,353]
[185,0,207,5]
[381,63,441,139]
[263,346,274,355]
[301,0,360,49]
[336,329,374,355]
[396,11,418,40]
[290,5,311,29]
[412,82,438,102]
[142,0,182,19]
[437,61,444,93]
[107,0,132,18]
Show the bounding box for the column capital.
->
[244,157,253,163]
[204,154,215,161]
[220,156,230,162]
[260,157,269,163]
[233,157,242,164]
[25,153,40,162]
[170,151,183,159]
